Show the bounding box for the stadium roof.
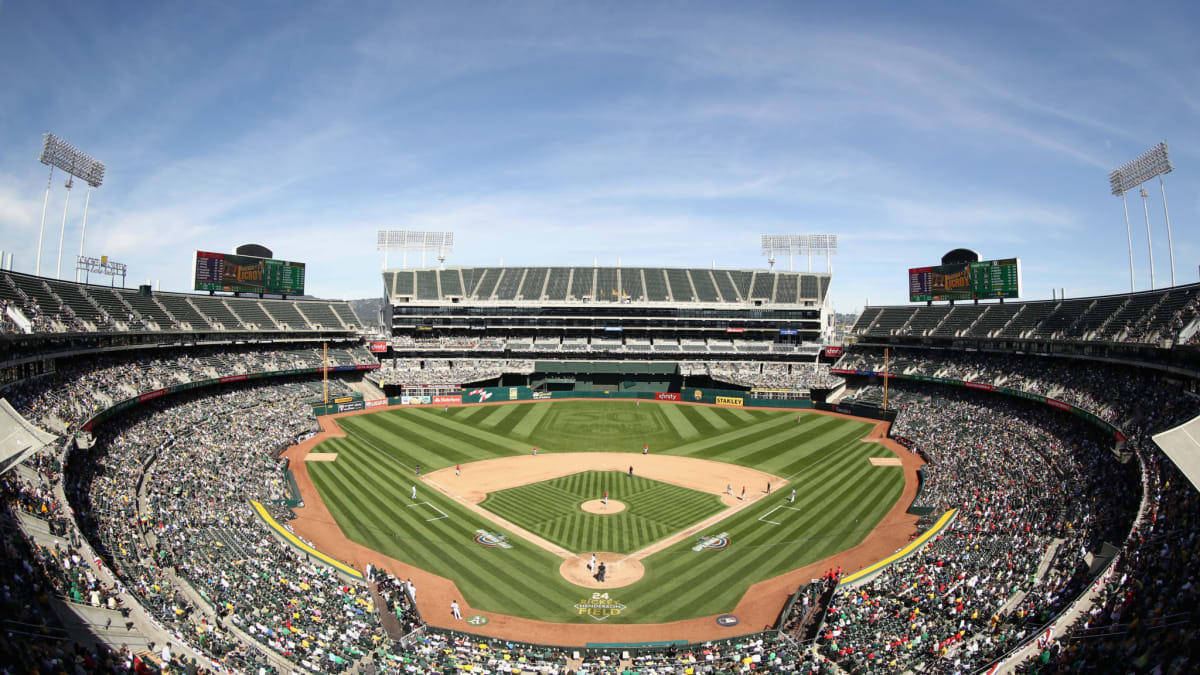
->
[1153,414,1200,492]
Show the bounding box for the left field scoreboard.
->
[194,250,306,296]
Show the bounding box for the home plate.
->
[869,457,901,466]
[306,453,339,462]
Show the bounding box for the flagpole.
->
[882,348,889,412]
[323,342,329,406]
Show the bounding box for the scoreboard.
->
[909,258,1020,302]
[193,251,306,296]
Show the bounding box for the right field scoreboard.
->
[194,250,306,296]
[909,258,1021,302]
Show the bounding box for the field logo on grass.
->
[574,592,626,621]
[474,529,512,549]
[468,388,493,402]
[692,532,730,552]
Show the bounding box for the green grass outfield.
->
[306,400,904,624]
[480,471,725,554]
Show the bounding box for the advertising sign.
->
[369,341,388,353]
[715,396,744,407]
[824,346,843,357]
[655,392,681,401]
[433,395,461,404]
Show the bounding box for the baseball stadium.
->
[3,5,1199,674]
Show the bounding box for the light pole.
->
[1140,187,1154,289]
[35,133,105,278]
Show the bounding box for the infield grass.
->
[307,400,903,624]
[480,471,725,554]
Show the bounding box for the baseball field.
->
[305,400,904,625]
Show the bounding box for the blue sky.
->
[2,1,1198,312]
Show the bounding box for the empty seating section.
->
[853,306,883,333]
[932,305,986,336]
[461,268,485,298]
[866,307,911,335]
[775,274,798,303]
[666,269,692,301]
[292,301,339,329]
[643,269,670,301]
[493,268,524,300]
[8,273,59,314]
[153,294,211,329]
[480,268,506,299]
[383,271,396,296]
[1141,288,1197,337]
[416,270,439,300]
[439,269,463,297]
[905,306,950,335]
[519,268,548,301]
[689,269,719,302]
[544,268,570,300]
[1100,295,1156,339]
[595,268,618,302]
[712,270,739,301]
[729,271,753,299]
[261,300,309,329]
[800,275,818,299]
[750,272,774,299]
[189,297,244,329]
[44,279,105,326]
[225,298,275,329]
[1064,296,1126,338]
[819,277,831,302]
[328,302,357,329]
[115,289,174,327]
[1032,299,1091,337]
[89,288,133,324]
[1000,301,1056,337]
[0,274,24,305]
[620,268,644,302]
[570,267,593,299]
[394,271,415,296]
[968,303,1020,337]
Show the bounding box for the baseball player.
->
[451,600,461,620]
[411,485,416,500]
[726,483,733,495]
[456,464,461,477]
[415,463,420,476]
[628,465,633,478]
[589,553,596,572]
[532,446,537,456]
[740,486,746,501]
[766,482,771,494]
[790,488,796,503]
[643,444,648,455]
[602,490,608,507]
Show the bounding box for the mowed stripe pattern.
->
[480,471,724,554]
[307,401,904,623]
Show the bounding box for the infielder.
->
[643,444,648,455]
[589,553,596,572]
[456,464,461,477]
[602,490,608,507]
[411,485,416,500]
[790,488,796,503]
[451,600,461,620]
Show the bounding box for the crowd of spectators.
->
[827,346,1200,673]
[684,360,842,390]
[372,358,535,386]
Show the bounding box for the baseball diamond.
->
[304,400,905,624]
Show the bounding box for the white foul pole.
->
[76,186,93,282]
[1160,176,1175,287]
[1122,194,1134,292]
[36,166,53,276]
[56,178,74,279]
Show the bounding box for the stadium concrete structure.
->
[2,260,1200,673]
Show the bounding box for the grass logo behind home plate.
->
[574,592,626,621]
[692,532,730,551]
[474,529,512,548]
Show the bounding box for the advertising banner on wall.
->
[369,341,388,353]
[655,392,681,401]
[433,395,461,404]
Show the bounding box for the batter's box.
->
[758,505,802,526]
[407,502,449,522]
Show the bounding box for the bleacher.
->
[115,288,175,328]
[494,268,523,300]
[967,303,1020,337]
[1000,301,1056,338]
[293,301,340,330]
[903,305,950,335]
[712,269,738,301]
[643,269,670,301]
[44,278,107,327]
[931,304,985,337]
[439,269,463,298]
[328,302,359,330]
[570,267,593,299]
[865,307,911,336]
[544,268,570,300]
[261,299,309,330]
[88,287,134,326]
[190,296,244,330]
[690,269,720,302]
[665,268,692,301]
[520,267,548,301]
[620,268,644,302]
[1063,295,1126,339]
[154,294,212,330]
[416,270,439,300]
[225,298,276,330]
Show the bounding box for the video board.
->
[908,258,1020,302]
[193,251,306,295]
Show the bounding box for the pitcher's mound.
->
[559,553,645,588]
[581,499,626,514]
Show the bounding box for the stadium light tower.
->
[1110,142,1174,289]
[36,133,105,279]
[377,230,455,268]
[760,234,838,273]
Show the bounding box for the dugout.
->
[531,361,681,393]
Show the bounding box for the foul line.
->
[407,502,449,522]
[758,505,802,526]
[838,508,958,587]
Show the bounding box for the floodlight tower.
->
[377,230,455,268]
[1110,142,1175,289]
[35,133,106,279]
